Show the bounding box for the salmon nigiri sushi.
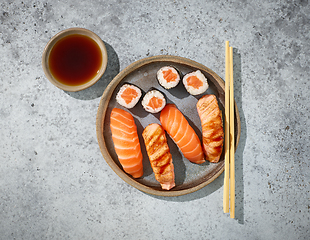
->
[197,95,224,163]
[160,104,205,164]
[110,108,143,178]
[142,123,175,190]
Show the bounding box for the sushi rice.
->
[183,70,209,95]
[141,90,166,113]
[116,84,142,108]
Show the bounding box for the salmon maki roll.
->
[157,66,181,89]
[142,123,175,190]
[116,84,142,108]
[196,95,224,163]
[110,108,143,178]
[160,104,205,164]
[183,70,209,95]
[141,90,166,113]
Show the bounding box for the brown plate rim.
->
[96,55,241,197]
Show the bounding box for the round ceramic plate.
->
[96,55,240,197]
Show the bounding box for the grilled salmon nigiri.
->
[160,104,205,164]
[110,108,143,178]
[196,95,224,163]
[142,123,175,190]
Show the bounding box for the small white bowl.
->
[42,28,108,92]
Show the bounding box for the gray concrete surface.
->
[1,0,309,239]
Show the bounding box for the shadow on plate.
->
[133,118,153,178]
[64,42,120,100]
[167,81,190,99]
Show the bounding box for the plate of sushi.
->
[96,55,241,197]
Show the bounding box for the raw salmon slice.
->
[196,95,224,163]
[147,97,164,110]
[186,75,203,89]
[163,69,178,83]
[110,108,143,178]
[121,87,139,104]
[142,123,175,190]
[160,104,205,164]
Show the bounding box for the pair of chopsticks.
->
[223,41,235,218]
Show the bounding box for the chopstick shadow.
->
[232,48,246,224]
[64,41,120,100]
[148,49,247,224]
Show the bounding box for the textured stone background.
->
[0,0,309,239]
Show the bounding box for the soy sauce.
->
[49,34,102,86]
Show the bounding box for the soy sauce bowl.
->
[42,28,108,92]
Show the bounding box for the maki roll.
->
[157,66,181,89]
[116,84,142,108]
[141,90,166,113]
[182,70,209,95]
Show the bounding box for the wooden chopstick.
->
[223,41,230,213]
[223,42,235,218]
[229,46,235,219]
